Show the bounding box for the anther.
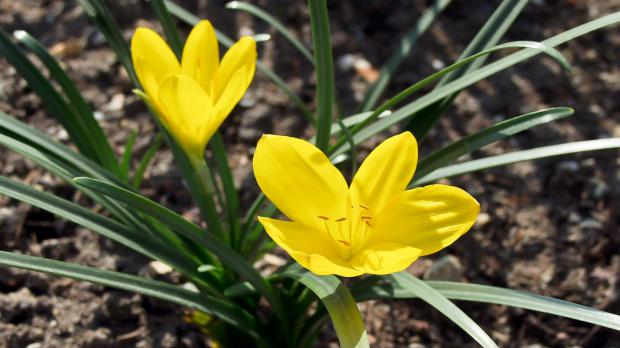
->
[364,220,373,227]
[359,204,369,210]
[335,217,347,222]
[337,240,351,246]
[318,216,329,220]
[361,216,372,220]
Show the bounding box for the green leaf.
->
[331,39,572,156]
[13,30,119,173]
[0,175,215,292]
[73,177,287,323]
[358,0,452,112]
[353,278,620,331]
[342,11,620,151]
[387,273,497,348]
[408,0,530,138]
[414,138,620,185]
[429,281,620,331]
[0,250,261,339]
[282,266,370,348]
[0,112,119,184]
[164,0,314,123]
[210,133,241,250]
[120,129,138,182]
[308,0,335,153]
[132,133,163,189]
[413,107,574,181]
[0,29,101,165]
[226,1,314,63]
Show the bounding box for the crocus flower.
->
[254,132,480,277]
[131,20,256,158]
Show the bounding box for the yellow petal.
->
[213,36,256,101]
[349,132,418,214]
[181,20,219,94]
[208,68,247,139]
[351,243,421,275]
[131,27,180,99]
[253,135,349,227]
[370,184,480,256]
[259,217,362,277]
[157,74,214,157]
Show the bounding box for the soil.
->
[1,0,620,347]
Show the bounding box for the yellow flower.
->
[131,20,256,158]
[254,132,480,277]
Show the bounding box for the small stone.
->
[424,255,463,281]
[149,261,173,274]
[579,218,603,231]
[557,160,579,173]
[476,213,491,227]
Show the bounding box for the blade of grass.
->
[0,29,100,164]
[388,272,497,348]
[337,11,620,153]
[0,251,261,339]
[13,30,119,173]
[282,266,370,348]
[358,0,452,112]
[414,107,574,180]
[210,133,241,250]
[164,0,314,123]
[414,138,620,185]
[73,177,287,324]
[330,40,571,156]
[226,1,314,63]
[132,133,164,189]
[120,129,137,182]
[0,175,220,293]
[352,278,620,331]
[408,0,530,138]
[308,0,335,153]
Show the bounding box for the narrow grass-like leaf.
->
[388,273,497,348]
[13,30,119,173]
[359,0,451,112]
[77,0,138,84]
[73,177,287,323]
[331,40,571,155]
[414,107,574,180]
[0,112,120,184]
[308,0,335,153]
[164,0,314,123]
[353,278,620,331]
[226,1,314,63]
[120,129,137,182]
[210,133,241,249]
[345,11,620,149]
[0,251,261,339]
[0,29,101,164]
[132,133,163,189]
[0,175,218,291]
[415,138,620,185]
[408,0,530,138]
[282,266,370,348]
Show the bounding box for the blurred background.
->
[1,0,620,346]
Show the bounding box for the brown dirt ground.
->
[1,0,620,347]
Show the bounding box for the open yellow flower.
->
[254,132,480,277]
[131,20,256,158]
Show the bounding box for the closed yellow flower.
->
[254,132,480,277]
[131,20,256,158]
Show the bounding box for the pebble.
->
[424,255,463,282]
